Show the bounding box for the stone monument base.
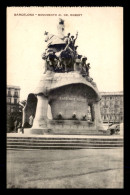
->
[23,120,107,135]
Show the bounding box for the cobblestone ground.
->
[7,148,123,188]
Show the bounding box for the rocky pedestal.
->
[23,72,104,135]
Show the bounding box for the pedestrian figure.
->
[17,121,22,133]
[14,120,18,133]
[29,115,34,126]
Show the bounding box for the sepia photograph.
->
[7,6,123,188]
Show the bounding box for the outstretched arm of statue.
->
[75,32,78,40]
[72,32,78,46]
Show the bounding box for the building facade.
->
[100,92,123,124]
[7,85,21,114]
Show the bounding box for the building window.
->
[14,91,18,96]
[120,108,123,112]
[106,100,109,106]
[8,90,11,96]
[101,101,104,106]
[14,98,17,104]
[8,98,11,103]
[115,104,119,108]
[120,99,123,105]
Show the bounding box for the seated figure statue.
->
[46,53,58,72]
[59,49,74,72]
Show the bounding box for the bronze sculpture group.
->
[42,28,91,82]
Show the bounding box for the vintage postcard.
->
[7,7,123,189]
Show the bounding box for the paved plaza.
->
[7,147,123,188]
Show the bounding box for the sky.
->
[7,7,123,101]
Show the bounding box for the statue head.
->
[44,31,48,35]
[77,55,82,59]
[59,18,64,25]
[82,56,87,62]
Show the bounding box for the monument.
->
[21,19,104,135]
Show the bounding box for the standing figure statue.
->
[86,63,91,77]
[57,18,65,38]
[63,33,71,43]
[69,32,78,50]
[80,56,88,77]
[80,56,91,77]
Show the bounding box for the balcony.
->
[7,94,12,97]
[13,94,19,98]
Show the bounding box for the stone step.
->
[7,142,123,146]
[7,145,123,150]
[47,131,107,135]
[7,140,123,144]
[7,136,123,149]
[7,148,118,151]
[7,137,123,141]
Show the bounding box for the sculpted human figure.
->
[55,60,63,72]
[86,63,91,76]
[64,33,71,43]
[59,18,64,25]
[60,49,74,72]
[80,56,91,77]
[64,37,73,52]
[74,45,78,56]
[46,57,53,71]
[74,58,82,72]
[80,56,88,77]
[69,32,78,50]
[57,18,65,38]
[46,53,58,72]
